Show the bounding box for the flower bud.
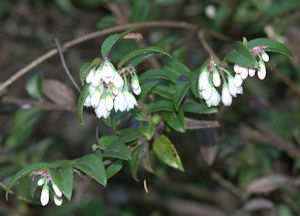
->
[258,60,266,80]
[249,68,256,77]
[233,64,241,73]
[84,95,91,107]
[51,182,62,197]
[113,72,124,89]
[212,68,221,87]
[85,68,96,84]
[124,90,137,111]
[198,67,209,91]
[105,90,114,111]
[205,87,220,107]
[234,74,243,87]
[54,195,63,206]
[205,4,216,19]
[37,178,46,186]
[101,59,116,84]
[132,85,141,95]
[261,51,269,62]
[222,83,232,106]
[40,184,49,206]
[201,82,212,100]
[91,66,103,87]
[91,87,102,108]
[240,67,248,80]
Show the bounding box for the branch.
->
[0,21,230,93]
[198,30,221,64]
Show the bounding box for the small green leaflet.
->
[106,160,123,179]
[247,38,293,58]
[49,165,74,200]
[73,154,107,187]
[225,42,257,67]
[102,140,131,160]
[118,46,172,68]
[6,162,54,200]
[116,128,139,143]
[153,135,184,171]
[162,108,185,133]
[77,84,90,124]
[101,29,134,57]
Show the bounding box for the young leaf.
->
[140,124,156,140]
[247,38,293,58]
[147,100,174,113]
[6,162,53,200]
[129,145,144,181]
[25,72,43,99]
[173,76,190,111]
[118,46,171,68]
[77,84,90,124]
[102,140,131,160]
[139,69,168,83]
[153,135,184,171]
[116,128,138,143]
[101,29,133,57]
[106,160,123,179]
[182,100,218,114]
[140,80,159,101]
[73,154,107,187]
[161,108,186,133]
[49,165,74,200]
[99,135,119,149]
[225,42,257,67]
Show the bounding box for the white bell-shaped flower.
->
[198,67,209,91]
[54,195,63,206]
[261,51,269,62]
[105,90,114,111]
[124,90,138,111]
[37,178,46,186]
[205,87,220,107]
[249,68,256,77]
[234,74,243,87]
[222,83,232,106]
[89,85,96,96]
[228,74,239,97]
[258,60,267,80]
[236,86,243,95]
[86,68,96,84]
[240,67,248,80]
[40,184,49,206]
[101,59,116,84]
[233,64,241,73]
[213,68,221,87]
[201,82,212,100]
[114,91,127,112]
[131,75,140,89]
[95,96,110,119]
[91,87,102,108]
[84,95,91,107]
[132,85,141,95]
[113,72,124,89]
[91,66,103,87]
[51,182,62,197]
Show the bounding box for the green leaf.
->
[147,100,174,113]
[247,38,293,58]
[139,69,168,83]
[163,60,190,83]
[162,108,185,133]
[30,176,40,198]
[25,72,43,99]
[152,84,175,100]
[49,165,73,200]
[225,42,257,67]
[182,100,218,114]
[73,154,107,186]
[102,140,131,160]
[118,46,171,68]
[153,135,184,171]
[116,128,138,143]
[6,162,53,200]
[140,125,156,140]
[77,84,90,124]
[140,80,159,101]
[129,145,144,181]
[129,1,150,23]
[101,29,133,57]
[129,52,159,67]
[99,135,119,149]
[96,15,117,30]
[13,107,40,133]
[173,78,190,111]
[106,160,123,179]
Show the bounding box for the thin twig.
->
[54,38,81,93]
[0,182,39,204]
[198,30,221,64]
[0,21,230,93]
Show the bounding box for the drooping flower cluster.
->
[32,170,63,206]
[84,58,139,118]
[198,47,270,107]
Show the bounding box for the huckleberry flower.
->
[240,67,248,80]
[91,66,103,87]
[131,75,141,95]
[114,91,127,112]
[258,60,266,80]
[228,74,242,97]
[105,90,114,111]
[201,82,212,100]
[101,59,116,84]
[89,85,96,95]
[40,184,50,206]
[95,96,110,119]
[234,74,243,87]
[261,51,269,62]
[213,68,221,87]
[205,87,220,107]
[198,67,209,91]
[86,67,96,84]
[124,90,137,111]
[91,87,102,108]
[84,95,91,107]
[52,182,62,197]
[222,83,232,106]
[54,195,63,206]
[249,68,256,77]
[113,72,124,89]
[234,64,241,73]
[37,178,46,186]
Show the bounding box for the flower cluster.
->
[84,58,139,118]
[198,47,270,107]
[32,170,63,206]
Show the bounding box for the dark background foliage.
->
[0,0,300,215]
